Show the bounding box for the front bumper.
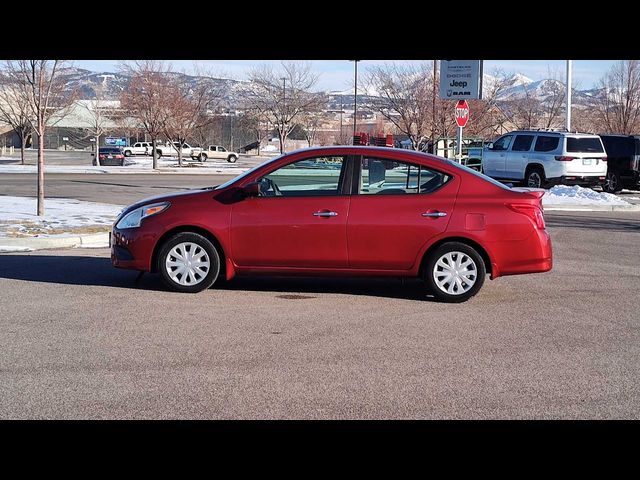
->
[110,227,157,271]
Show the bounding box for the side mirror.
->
[242,181,260,198]
[486,143,494,150]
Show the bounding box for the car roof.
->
[505,130,599,137]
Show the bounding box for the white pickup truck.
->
[123,142,152,157]
[154,141,194,158]
[190,145,239,163]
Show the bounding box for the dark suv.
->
[599,134,640,193]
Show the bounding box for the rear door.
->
[346,155,459,270]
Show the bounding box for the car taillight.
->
[508,204,546,229]
[554,156,576,161]
[601,156,607,162]
[116,154,124,159]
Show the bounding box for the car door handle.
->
[313,211,338,218]
[422,211,447,218]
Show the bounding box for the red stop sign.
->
[455,100,469,128]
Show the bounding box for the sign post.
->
[455,100,469,163]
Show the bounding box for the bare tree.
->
[3,60,74,215]
[298,106,326,147]
[465,69,517,139]
[79,84,118,166]
[237,108,271,155]
[0,73,33,165]
[593,60,640,134]
[119,61,173,169]
[248,61,322,153]
[163,72,221,166]
[364,62,433,150]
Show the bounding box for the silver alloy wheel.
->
[528,171,542,188]
[433,251,478,295]
[165,242,211,286]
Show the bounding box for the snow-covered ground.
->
[542,185,631,206]
[0,196,124,238]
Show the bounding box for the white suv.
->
[482,130,607,188]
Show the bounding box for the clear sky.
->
[73,59,619,91]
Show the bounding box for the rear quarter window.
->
[566,137,604,153]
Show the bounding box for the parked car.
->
[190,145,239,163]
[155,141,194,158]
[111,146,552,303]
[123,142,152,157]
[599,134,640,193]
[93,147,125,166]
[482,130,607,188]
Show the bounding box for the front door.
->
[506,134,535,179]
[231,155,352,268]
[483,134,513,178]
[347,155,459,270]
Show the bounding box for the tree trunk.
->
[37,130,45,216]
[279,129,286,154]
[152,138,158,170]
[20,129,26,166]
[178,138,183,167]
[95,133,101,166]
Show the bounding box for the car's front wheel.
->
[423,242,486,303]
[124,150,132,157]
[200,153,208,162]
[157,232,220,293]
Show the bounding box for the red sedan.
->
[111,146,552,302]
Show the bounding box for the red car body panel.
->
[111,146,552,282]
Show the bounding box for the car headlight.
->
[116,202,170,229]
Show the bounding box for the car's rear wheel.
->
[227,155,237,163]
[124,150,132,157]
[157,232,220,293]
[525,167,545,188]
[423,242,486,303]
[605,171,623,193]
[155,150,162,159]
[200,153,208,162]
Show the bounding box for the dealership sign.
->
[105,136,127,147]
[439,60,483,100]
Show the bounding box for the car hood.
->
[118,187,217,217]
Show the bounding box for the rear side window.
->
[566,137,604,153]
[360,157,451,195]
[601,137,635,157]
[512,135,534,152]
[534,136,559,152]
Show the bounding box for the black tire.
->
[605,171,623,193]
[200,153,207,162]
[423,242,486,303]
[227,155,237,163]
[124,150,132,157]
[155,150,162,159]
[157,232,220,293]
[525,166,546,188]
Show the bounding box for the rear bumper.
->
[488,228,552,279]
[551,175,605,187]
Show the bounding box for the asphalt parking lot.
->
[1,209,639,419]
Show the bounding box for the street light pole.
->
[565,60,572,132]
[351,60,359,144]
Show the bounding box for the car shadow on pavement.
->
[0,254,433,301]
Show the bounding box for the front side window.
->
[360,157,451,195]
[492,135,513,151]
[259,156,346,197]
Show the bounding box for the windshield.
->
[214,155,285,190]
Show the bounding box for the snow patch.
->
[543,185,631,206]
[0,246,32,252]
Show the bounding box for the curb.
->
[0,231,109,251]
[544,204,640,212]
